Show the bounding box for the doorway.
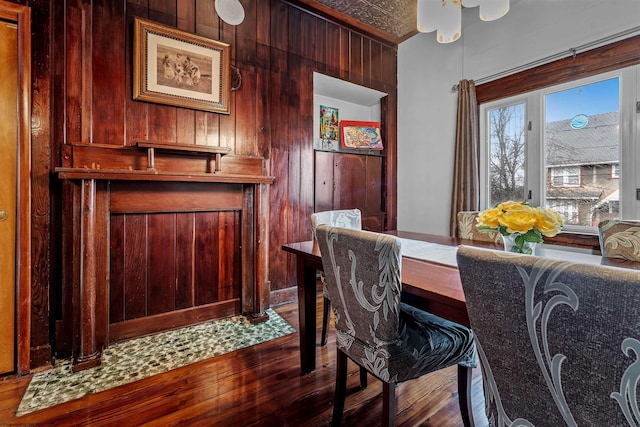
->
[0,18,17,375]
[0,2,31,375]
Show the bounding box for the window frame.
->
[479,66,637,233]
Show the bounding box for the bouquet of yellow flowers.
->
[477,201,564,254]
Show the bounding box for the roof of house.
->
[545,111,618,167]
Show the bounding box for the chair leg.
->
[382,382,396,427]
[321,296,331,346]
[457,364,475,427]
[331,350,348,427]
[359,367,368,389]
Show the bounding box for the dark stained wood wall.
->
[109,211,241,319]
[20,0,398,369]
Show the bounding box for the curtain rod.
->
[451,25,640,93]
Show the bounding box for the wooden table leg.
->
[297,256,318,374]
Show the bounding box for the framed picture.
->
[319,105,339,149]
[340,120,383,150]
[133,17,231,114]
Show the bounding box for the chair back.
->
[457,245,640,426]
[311,209,362,241]
[598,219,640,261]
[456,211,501,243]
[316,225,402,349]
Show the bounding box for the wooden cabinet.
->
[314,150,385,231]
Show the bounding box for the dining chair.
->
[598,219,640,261]
[456,211,501,243]
[457,245,640,426]
[311,209,362,346]
[316,225,477,427]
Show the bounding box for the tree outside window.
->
[488,103,526,206]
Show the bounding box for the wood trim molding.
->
[544,232,600,252]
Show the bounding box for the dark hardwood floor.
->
[0,296,488,426]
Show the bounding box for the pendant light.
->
[417,0,441,33]
[437,0,461,43]
[417,0,510,43]
[479,0,509,21]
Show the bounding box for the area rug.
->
[16,308,295,416]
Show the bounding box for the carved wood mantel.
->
[57,143,274,372]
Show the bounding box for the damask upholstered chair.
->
[598,219,640,261]
[457,245,640,426]
[311,209,362,346]
[316,225,477,427]
[456,211,502,243]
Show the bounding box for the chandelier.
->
[417,0,510,43]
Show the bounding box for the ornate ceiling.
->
[293,0,418,44]
[317,0,417,40]
[297,0,521,45]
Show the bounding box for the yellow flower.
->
[496,200,527,212]
[476,200,564,242]
[499,209,537,234]
[535,207,564,237]
[477,207,502,228]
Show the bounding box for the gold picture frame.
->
[133,17,230,114]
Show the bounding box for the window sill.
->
[544,231,600,252]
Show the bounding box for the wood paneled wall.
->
[109,207,242,337]
[22,0,398,369]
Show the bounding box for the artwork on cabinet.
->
[133,17,231,114]
[319,105,339,150]
[340,121,383,150]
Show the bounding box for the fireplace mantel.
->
[56,143,274,372]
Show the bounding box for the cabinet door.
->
[365,155,382,213]
[314,151,334,212]
[334,153,367,209]
[314,151,385,231]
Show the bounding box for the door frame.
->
[0,1,31,375]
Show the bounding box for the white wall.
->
[398,33,462,234]
[397,0,640,235]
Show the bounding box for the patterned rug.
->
[16,308,295,416]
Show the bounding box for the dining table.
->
[281,230,639,375]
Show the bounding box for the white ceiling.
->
[314,72,387,106]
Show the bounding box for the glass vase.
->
[501,233,537,255]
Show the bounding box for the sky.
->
[545,77,619,122]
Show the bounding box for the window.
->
[550,167,580,187]
[612,163,620,178]
[480,67,638,232]
[547,200,579,224]
[486,102,526,207]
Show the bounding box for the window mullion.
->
[527,93,542,207]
